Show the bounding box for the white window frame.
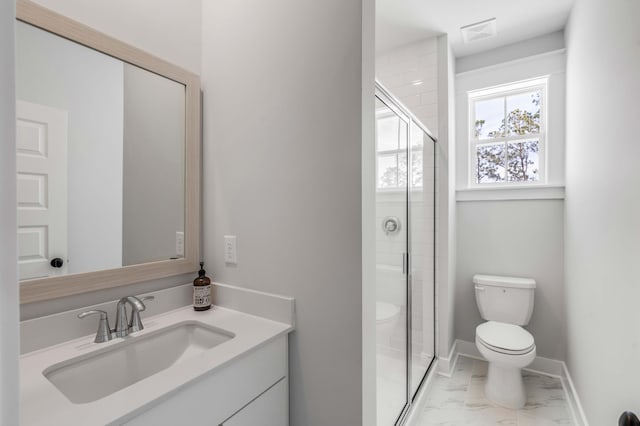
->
[468,76,549,188]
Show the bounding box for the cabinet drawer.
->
[222,377,288,426]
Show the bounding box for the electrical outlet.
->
[176,231,184,257]
[224,235,237,264]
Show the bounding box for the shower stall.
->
[374,82,437,425]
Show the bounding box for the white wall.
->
[456,31,565,74]
[31,0,201,74]
[201,1,366,424]
[453,42,567,361]
[0,0,20,423]
[564,0,640,423]
[437,35,457,358]
[16,21,124,274]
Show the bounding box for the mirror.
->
[16,0,200,304]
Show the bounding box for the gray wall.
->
[201,1,364,424]
[455,200,565,360]
[0,0,19,423]
[453,38,567,361]
[123,63,185,266]
[564,0,640,423]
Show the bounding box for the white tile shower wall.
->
[376,142,435,359]
[376,38,439,136]
[375,189,435,297]
[376,37,456,363]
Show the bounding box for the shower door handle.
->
[402,253,409,275]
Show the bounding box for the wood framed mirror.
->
[16,0,201,304]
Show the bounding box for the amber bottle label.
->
[193,285,211,308]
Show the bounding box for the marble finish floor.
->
[415,356,575,426]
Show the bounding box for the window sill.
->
[456,184,564,201]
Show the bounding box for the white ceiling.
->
[376,0,574,57]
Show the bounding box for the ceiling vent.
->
[461,18,497,43]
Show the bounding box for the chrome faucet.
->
[114,296,147,338]
[78,294,154,342]
[128,296,155,333]
[77,310,113,343]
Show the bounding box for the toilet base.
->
[485,362,526,409]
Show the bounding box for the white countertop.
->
[20,305,293,426]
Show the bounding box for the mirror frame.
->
[17,0,201,304]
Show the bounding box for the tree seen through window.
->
[472,87,543,184]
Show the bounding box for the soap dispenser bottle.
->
[193,262,211,311]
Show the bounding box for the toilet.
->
[376,301,400,348]
[473,274,536,409]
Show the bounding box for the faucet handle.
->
[78,310,113,343]
[129,295,155,332]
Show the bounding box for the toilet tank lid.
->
[473,274,536,289]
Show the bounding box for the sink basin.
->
[43,320,234,404]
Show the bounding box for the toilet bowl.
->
[473,274,537,409]
[476,321,536,409]
[376,301,400,348]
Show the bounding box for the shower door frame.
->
[375,81,438,426]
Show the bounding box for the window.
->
[376,110,423,190]
[469,77,547,186]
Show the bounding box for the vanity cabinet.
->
[122,336,288,426]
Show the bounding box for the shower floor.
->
[377,350,406,426]
[377,344,435,426]
[414,356,577,425]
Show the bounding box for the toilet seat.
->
[376,302,400,323]
[476,321,535,355]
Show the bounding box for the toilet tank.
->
[473,274,536,325]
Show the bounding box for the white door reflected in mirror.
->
[15,20,186,280]
[15,0,200,304]
[16,100,68,280]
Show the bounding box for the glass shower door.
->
[409,122,436,399]
[375,97,409,426]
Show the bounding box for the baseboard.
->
[449,339,589,426]
[561,361,590,426]
[436,339,459,377]
[454,339,565,377]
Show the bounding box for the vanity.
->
[21,284,294,426]
[15,1,295,424]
